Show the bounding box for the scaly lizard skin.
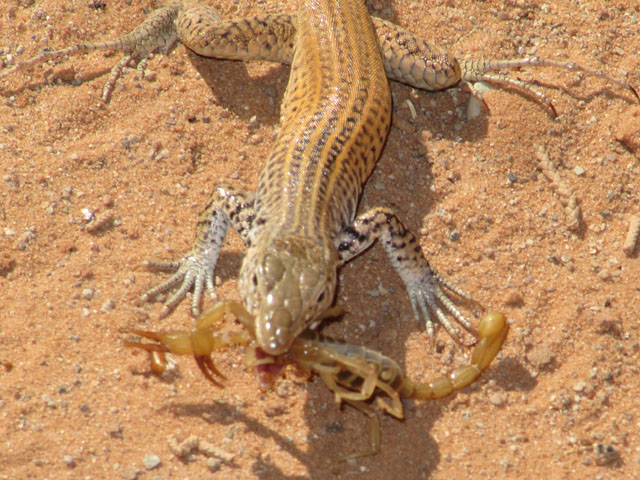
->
[2,1,636,354]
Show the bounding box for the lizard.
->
[1,1,637,355]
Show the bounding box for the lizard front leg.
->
[140,184,255,318]
[335,207,474,344]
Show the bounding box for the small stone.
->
[81,208,94,222]
[143,454,161,470]
[504,290,524,308]
[118,468,138,480]
[102,195,114,208]
[597,269,611,281]
[249,134,263,145]
[207,457,222,472]
[572,381,586,393]
[82,288,94,300]
[143,70,156,82]
[63,455,76,468]
[573,166,585,176]
[527,345,554,369]
[490,393,504,406]
[101,299,115,313]
[155,149,170,161]
[108,422,124,439]
[42,395,57,408]
[122,134,140,149]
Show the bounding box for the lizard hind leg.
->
[1,2,189,101]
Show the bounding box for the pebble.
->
[572,381,587,393]
[101,299,115,313]
[249,134,263,145]
[526,345,554,369]
[63,455,76,468]
[82,288,94,300]
[81,208,95,222]
[504,290,524,307]
[42,394,56,409]
[155,149,170,161]
[490,393,505,406]
[143,454,161,470]
[102,195,114,207]
[122,134,140,149]
[573,166,585,176]
[143,70,156,82]
[207,458,222,472]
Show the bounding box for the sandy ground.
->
[1,1,639,479]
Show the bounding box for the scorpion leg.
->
[340,400,382,461]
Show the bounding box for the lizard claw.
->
[407,269,477,347]
[140,251,218,318]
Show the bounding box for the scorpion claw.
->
[195,355,226,387]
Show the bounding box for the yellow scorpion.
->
[126,304,508,458]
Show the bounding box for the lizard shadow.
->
[185,42,490,142]
[186,50,288,124]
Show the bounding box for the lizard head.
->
[241,235,338,356]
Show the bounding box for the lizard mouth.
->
[253,347,286,388]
